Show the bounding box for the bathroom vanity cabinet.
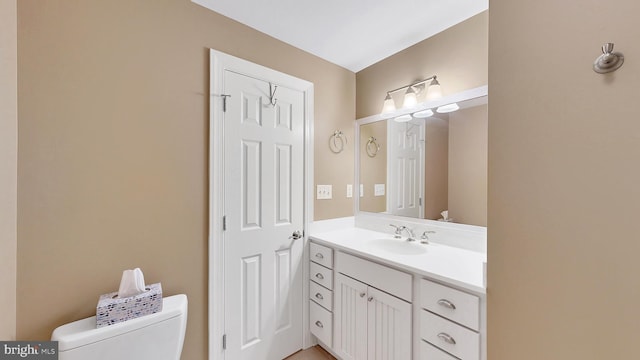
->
[308,231,486,360]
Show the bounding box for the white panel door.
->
[366,286,412,360]
[334,273,368,360]
[387,120,425,218]
[224,70,305,360]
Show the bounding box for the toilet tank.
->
[52,294,188,360]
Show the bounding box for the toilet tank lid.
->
[52,294,188,351]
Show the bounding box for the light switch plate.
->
[374,184,385,196]
[317,185,332,200]
[359,184,364,197]
[346,184,353,198]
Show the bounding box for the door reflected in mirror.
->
[358,96,487,226]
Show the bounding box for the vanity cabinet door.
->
[334,273,368,360]
[367,287,412,360]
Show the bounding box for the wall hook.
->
[269,83,278,106]
[593,43,624,74]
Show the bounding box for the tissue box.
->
[96,283,163,328]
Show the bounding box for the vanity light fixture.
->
[436,103,460,113]
[380,75,442,115]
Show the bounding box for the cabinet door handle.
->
[315,273,324,280]
[315,293,324,300]
[315,253,324,259]
[315,321,324,328]
[437,333,456,345]
[367,296,374,302]
[437,299,456,310]
[360,292,366,298]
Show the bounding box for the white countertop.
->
[310,227,487,294]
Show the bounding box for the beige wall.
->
[17,1,354,359]
[489,1,640,359]
[449,105,487,226]
[0,0,17,341]
[424,117,449,220]
[356,11,488,119]
[359,121,387,213]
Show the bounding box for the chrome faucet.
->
[402,227,417,242]
[390,224,416,241]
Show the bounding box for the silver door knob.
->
[289,230,303,240]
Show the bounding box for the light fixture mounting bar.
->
[385,75,437,95]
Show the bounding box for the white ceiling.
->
[192,0,488,72]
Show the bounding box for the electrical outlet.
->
[316,185,332,200]
[374,184,385,196]
[346,184,353,198]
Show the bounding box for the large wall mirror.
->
[356,86,488,227]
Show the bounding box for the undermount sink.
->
[368,238,428,255]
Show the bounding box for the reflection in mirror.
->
[358,95,487,226]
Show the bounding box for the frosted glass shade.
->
[402,87,418,108]
[426,83,442,101]
[381,94,396,114]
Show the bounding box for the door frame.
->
[208,49,314,360]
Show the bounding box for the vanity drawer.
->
[420,279,479,331]
[310,262,333,290]
[420,310,479,360]
[310,242,333,269]
[420,340,458,360]
[310,300,333,347]
[310,280,333,311]
[336,251,412,302]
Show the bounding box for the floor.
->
[284,345,336,360]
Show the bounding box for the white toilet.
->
[51,294,188,360]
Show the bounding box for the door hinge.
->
[419,197,422,206]
[222,216,227,231]
[222,334,227,350]
[221,94,231,112]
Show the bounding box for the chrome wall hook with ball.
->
[593,43,624,74]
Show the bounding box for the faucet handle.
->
[389,224,404,236]
[421,230,436,244]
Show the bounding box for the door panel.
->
[367,287,412,360]
[334,273,368,360]
[387,120,425,218]
[224,70,304,360]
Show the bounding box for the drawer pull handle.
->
[315,273,324,280]
[360,292,366,298]
[315,293,324,300]
[315,253,324,259]
[437,333,456,345]
[367,296,374,302]
[315,321,324,328]
[437,299,457,310]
